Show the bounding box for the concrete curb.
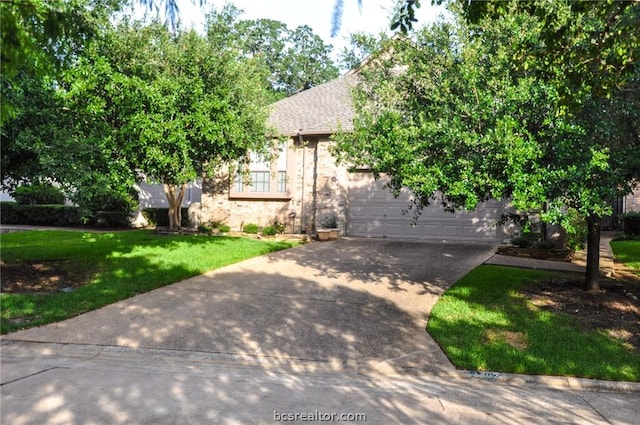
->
[4,340,638,394]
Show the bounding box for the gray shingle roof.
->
[267,73,358,136]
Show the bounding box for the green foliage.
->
[12,183,65,205]
[242,223,260,234]
[0,202,82,226]
[61,16,273,230]
[198,221,230,234]
[562,208,588,251]
[510,236,534,249]
[1,229,297,333]
[272,221,287,234]
[620,212,640,236]
[142,208,189,227]
[333,2,640,288]
[428,265,640,381]
[262,225,277,236]
[233,16,339,96]
[319,214,339,229]
[534,240,555,250]
[339,32,388,71]
[0,0,121,125]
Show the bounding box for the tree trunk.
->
[163,183,187,231]
[585,215,602,292]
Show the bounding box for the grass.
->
[610,239,640,273]
[1,230,297,334]
[427,265,640,382]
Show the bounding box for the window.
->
[231,143,290,199]
[251,171,270,192]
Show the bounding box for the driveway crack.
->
[1,367,67,386]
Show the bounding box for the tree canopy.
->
[61,15,273,229]
[334,0,640,290]
[233,17,339,98]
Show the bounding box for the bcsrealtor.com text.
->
[274,410,367,422]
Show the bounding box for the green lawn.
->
[610,239,640,273]
[1,230,297,334]
[427,265,640,382]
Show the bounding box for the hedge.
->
[621,212,640,236]
[12,183,65,205]
[1,202,82,226]
[142,208,190,227]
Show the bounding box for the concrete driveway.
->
[3,238,496,374]
[4,238,640,424]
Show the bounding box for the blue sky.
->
[139,0,450,58]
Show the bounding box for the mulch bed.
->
[0,260,91,294]
[519,269,640,353]
[496,245,639,353]
[496,245,573,262]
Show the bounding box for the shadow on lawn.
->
[1,230,294,333]
[2,264,628,424]
[427,265,640,381]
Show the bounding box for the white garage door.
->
[347,173,505,242]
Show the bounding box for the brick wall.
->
[199,136,349,235]
[313,138,348,235]
[625,185,640,212]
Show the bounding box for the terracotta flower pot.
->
[317,229,331,241]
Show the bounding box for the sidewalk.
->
[485,231,617,275]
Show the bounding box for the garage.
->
[347,172,506,242]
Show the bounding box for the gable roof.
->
[267,72,358,136]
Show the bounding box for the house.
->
[198,70,510,242]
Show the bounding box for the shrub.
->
[620,212,640,236]
[563,209,588,250]
[511,236,534,248]
[262,226,277,236]
[198,223,213,233]
[243,223,260,234]
[273,221,287,234]
[0,203,82,226]
[320,214,338,229]
[12,183,65,205]
[534,240,555,250]
[198,221,230,234]
[142,208,190,227]
[88,211,132,228]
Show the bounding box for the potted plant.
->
[319,214,340,240]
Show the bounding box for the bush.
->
[511,236,534,248]
[87,211,132,228]
[198,223,213,233]
[12,183,65,205]
[273,221,287,234]
[1,202,82,226]
[262,226,277,236]
[198,221,231,234]
[564,209,587,251]
[620,212,640,236]
[243,223,260,234]
[534,240,555,250]
[142,208,190,227]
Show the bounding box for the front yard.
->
[1,230,297,334]
[427,239,640,382]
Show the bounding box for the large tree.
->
[334,1,640,291]
[233,18,339,98]
[63,16,272,230]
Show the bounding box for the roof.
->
[267,72,358,136]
